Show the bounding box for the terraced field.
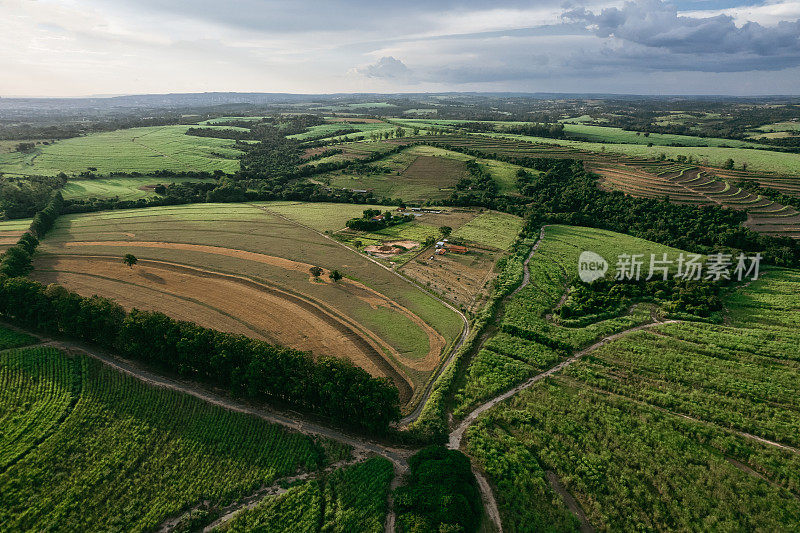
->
[0,344,356,531]
[0,125,242,176]
[30,203,465,406]
[422,135,800,239]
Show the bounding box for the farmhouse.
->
[446,244,468,254]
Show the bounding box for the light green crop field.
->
[288,122,397,141]
[62,176,217,201]
[452,211,523,250]
[34,203,464,402]
[0,126,242,176]
[466,268,800,532]
[755,121,800,132]
[199,116,268,125]
[0,218,33,232]
[454,225,697,415]
[392,118,800,174]
[256,201,388,232]
[485,132,800,175]
[0,346,351,532]
[562,124,760,148]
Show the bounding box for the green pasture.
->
[0,125,242,176]
[62,176,217,201]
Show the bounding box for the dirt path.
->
[252,204,471,425]
[1,326,413,472]
[449,319,678,450]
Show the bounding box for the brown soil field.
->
[33,254,414,402]
[41,239,449,387]
[364,240,420,258]
[402,246,501,313]
[401,155,469,186]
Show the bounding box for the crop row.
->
[0,346,348,531]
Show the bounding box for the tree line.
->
[0,189,401,433]
[0,191,63,277]
[0,277,400,432]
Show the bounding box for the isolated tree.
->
[123,254,138,268]
[439,226,452,238]
[723,158,735,170]
[329,269,343,282]
[309,266,323,278]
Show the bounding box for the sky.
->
[1,0,800,97]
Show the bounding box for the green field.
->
[466,268,800,531]
[62,176,217,200]
[393,118,800,174]
[218,457,393,532]
[288,122,397,141]
[0,125,242,176]
[755,121,800,132]
[318,144,531,201]
[487,132,800,174]
[451,211,523,249]
[0,346,351,531]
[454,225,697,415]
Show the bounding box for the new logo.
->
[578,251,608,283]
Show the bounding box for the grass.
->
[485,132,800,175]
[466,268,800,531]
[255,201,387,232]
[0,125,242,176]
[317,144,532,201]
[451,211,523,250]
[0,346,350,531]
[62,176,217,201]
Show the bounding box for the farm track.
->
[0,322,414,468]
[252,204,471,422]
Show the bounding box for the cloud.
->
[354,56,412,79]
[568,1,800,55]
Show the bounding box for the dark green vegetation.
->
[218,457,393,532]
[0,346,353,531]
[0,277,399,432]
[346,209,414,231]
[557,278,725,322]
[0,191,62,277]
[0,324,35,350]
[394,446,482,533]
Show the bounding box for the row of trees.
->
[0,191,63,277]
[0,277,400,432]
